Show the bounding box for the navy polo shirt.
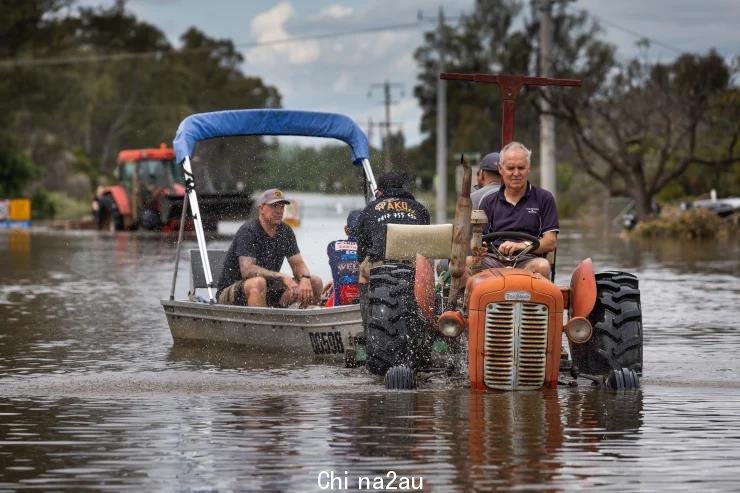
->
[481,182,559,245]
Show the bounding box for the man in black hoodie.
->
[355,171,430,282]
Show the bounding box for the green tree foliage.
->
[414,0,539,188]
[551,49,738,217]
[0,0,281,202]
[259,143,369,194]
[0,135,38,197]
[414,1,738,218]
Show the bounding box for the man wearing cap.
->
[324,209,362,306]
[355,171,430,282]
[470,152,501,209]
[216,188,322,308]
[479,141,558,278]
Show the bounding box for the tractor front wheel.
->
[570,271,643,376]
[384,365,416,390]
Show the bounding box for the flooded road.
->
[1,209,739,491]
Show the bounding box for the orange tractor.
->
[93,146,252,232]
[360,73,642,391]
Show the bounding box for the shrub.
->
[633,208,734,239]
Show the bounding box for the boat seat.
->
[188,249,227,301]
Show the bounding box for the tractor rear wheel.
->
[570,271,643,376]
[364,264,431,376]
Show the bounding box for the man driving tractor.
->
[479,141,559,279]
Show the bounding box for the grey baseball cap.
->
[479,152,500,173]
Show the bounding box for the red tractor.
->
[359,73,643,391]
[93,145,252,232]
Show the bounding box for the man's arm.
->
[497,231,557,256]
[287,253,315,304]
[238,256,287,281]
[286,253,311,279]
[533,231,557,254]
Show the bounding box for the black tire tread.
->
[384,365,416,390]
[364,264,431,376]
[569,271,643,376]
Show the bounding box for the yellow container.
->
[9,198,31,221]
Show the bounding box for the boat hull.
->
[161,300,363,361]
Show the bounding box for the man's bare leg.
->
[522,257,551,279]
[243,277,267,306]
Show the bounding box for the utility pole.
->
[366,118,375,151]
[368,81,403,172]
[538,0,556,198]
[435,6,448,223]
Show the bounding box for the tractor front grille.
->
[483,302,548,390]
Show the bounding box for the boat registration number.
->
[308,331,345,354]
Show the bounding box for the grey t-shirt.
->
[471,182,500,209]
[217,218,299,292]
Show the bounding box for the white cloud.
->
[332,72,353,92]
[316,4,353,19]
[245,2,320,65]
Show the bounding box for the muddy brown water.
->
[1,216,739,492]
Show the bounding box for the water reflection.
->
[0,211,738,491]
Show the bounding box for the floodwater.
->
[1,198,739,492]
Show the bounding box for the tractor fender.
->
[414,254,436,326]
[569,258,597,318]
[98,185,131,217]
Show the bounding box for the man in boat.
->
[478,141,559,278]
[324,210,362,306]
[470,151,501,209]
[355,171,431,282]
[216,188,322,308]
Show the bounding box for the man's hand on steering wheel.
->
[481,231,540,265]
[498,240,532,257]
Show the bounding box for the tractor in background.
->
[93,145,253,232]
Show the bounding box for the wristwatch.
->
[522,240,533,247]
[301,274,311,279]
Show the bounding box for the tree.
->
[175,27,282,191]
[0,135,38,197]
[550,49,739,217]
[414,0,539,184]
[0,1,283,198]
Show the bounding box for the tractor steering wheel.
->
[481,231,541,266]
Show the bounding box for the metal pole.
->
[168,193,190,301]
[182,156,215,303]
[384,82,392,171]
[435,6,448,224]
[539,0,557,198]
[361,158,378,199]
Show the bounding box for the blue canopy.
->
[173,109,370,166]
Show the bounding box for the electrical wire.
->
[587,12,684,55]
[0,20,423,68]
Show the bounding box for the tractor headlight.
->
[565,316,593,344]
[437,311,466,338]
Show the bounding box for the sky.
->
[84,0,739,148]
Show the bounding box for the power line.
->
[0,20,423,68]
[587,11,684,55]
